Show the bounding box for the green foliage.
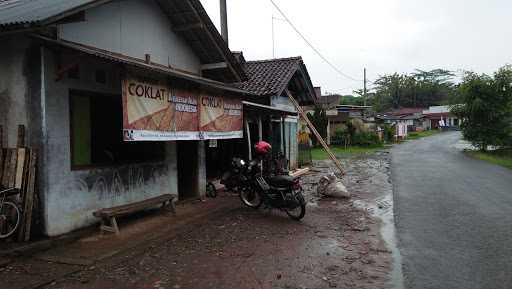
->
[382,124,395,142]
[331,126,381,147]
[369,69,456,112]
[352,131,382,146]
[407,130,439,140]
[332,128,348,145]
[451,65,512,150]
[311,145,384,160]
[306,106,328,146]
[466,149,512,170]
[340,94,365,106]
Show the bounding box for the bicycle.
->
[0,187,21,239]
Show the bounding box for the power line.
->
[268,0,363,83]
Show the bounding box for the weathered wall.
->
[58,0,201,74]
[0,35,31,147]
[41,48,179,236]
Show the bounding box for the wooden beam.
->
[289,167,310,178]
[173,22,204,32]
[285,89,345,175]
[200,62,228,70]
[245,118,252,161]
[17,124,25,147]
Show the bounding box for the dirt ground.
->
[0,151,395,289]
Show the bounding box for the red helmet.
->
[254,141,272,155]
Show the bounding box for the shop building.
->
[0,0,250,236]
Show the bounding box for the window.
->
[70,90,165,169]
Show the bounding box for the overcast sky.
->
[200,0,512,95]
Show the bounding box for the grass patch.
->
[466,149,512,170]
[311,144,384,160]
[407,130,439,140]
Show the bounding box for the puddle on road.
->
[304,152,404,289]
[354,193,404,289]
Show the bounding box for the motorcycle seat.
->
[268,175,296,187]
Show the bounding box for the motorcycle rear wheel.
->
[240,187,262,209]
[285,204,306,220]
[285,191,306,220]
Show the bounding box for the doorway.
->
[177,141,199,200]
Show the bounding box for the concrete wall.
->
[41,48,179,236]
[197,141,206,198]
[0,35,31,147]
[58,0,201,74]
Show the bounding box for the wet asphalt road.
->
[392,131,512,289]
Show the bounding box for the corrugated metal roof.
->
[0,0,246,83]
[0,0,99,26]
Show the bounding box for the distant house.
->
[422,105,460,129]
[325,105,372,144]
[375,108,429,132]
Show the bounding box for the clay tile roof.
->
[236,57,303,96]
[389,107,425,116]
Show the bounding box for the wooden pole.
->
[17,124,25,148]
[285,89,345,175]
[363,68,367,106]
[219,0,229,44]
[258,115,263,141]
[21,149,37,242]
[245,118,252,161]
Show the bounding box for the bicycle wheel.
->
[0,201,21,238]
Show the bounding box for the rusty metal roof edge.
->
[242,101,298,115]
[32,34,256,96]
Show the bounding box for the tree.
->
[451,66,512,150]
[306,106,328,146]
[340,93,365,106]
[369,69,456,111]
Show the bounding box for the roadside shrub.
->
[383,124,395,143]
[332,128,349,145]
[352,131,382,146]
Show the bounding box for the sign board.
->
[122,76,242,141]
[326,109,338,116]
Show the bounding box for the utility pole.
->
[363,67,367,106]
[220,0,229,45]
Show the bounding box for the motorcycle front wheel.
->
[239,186,262,209]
